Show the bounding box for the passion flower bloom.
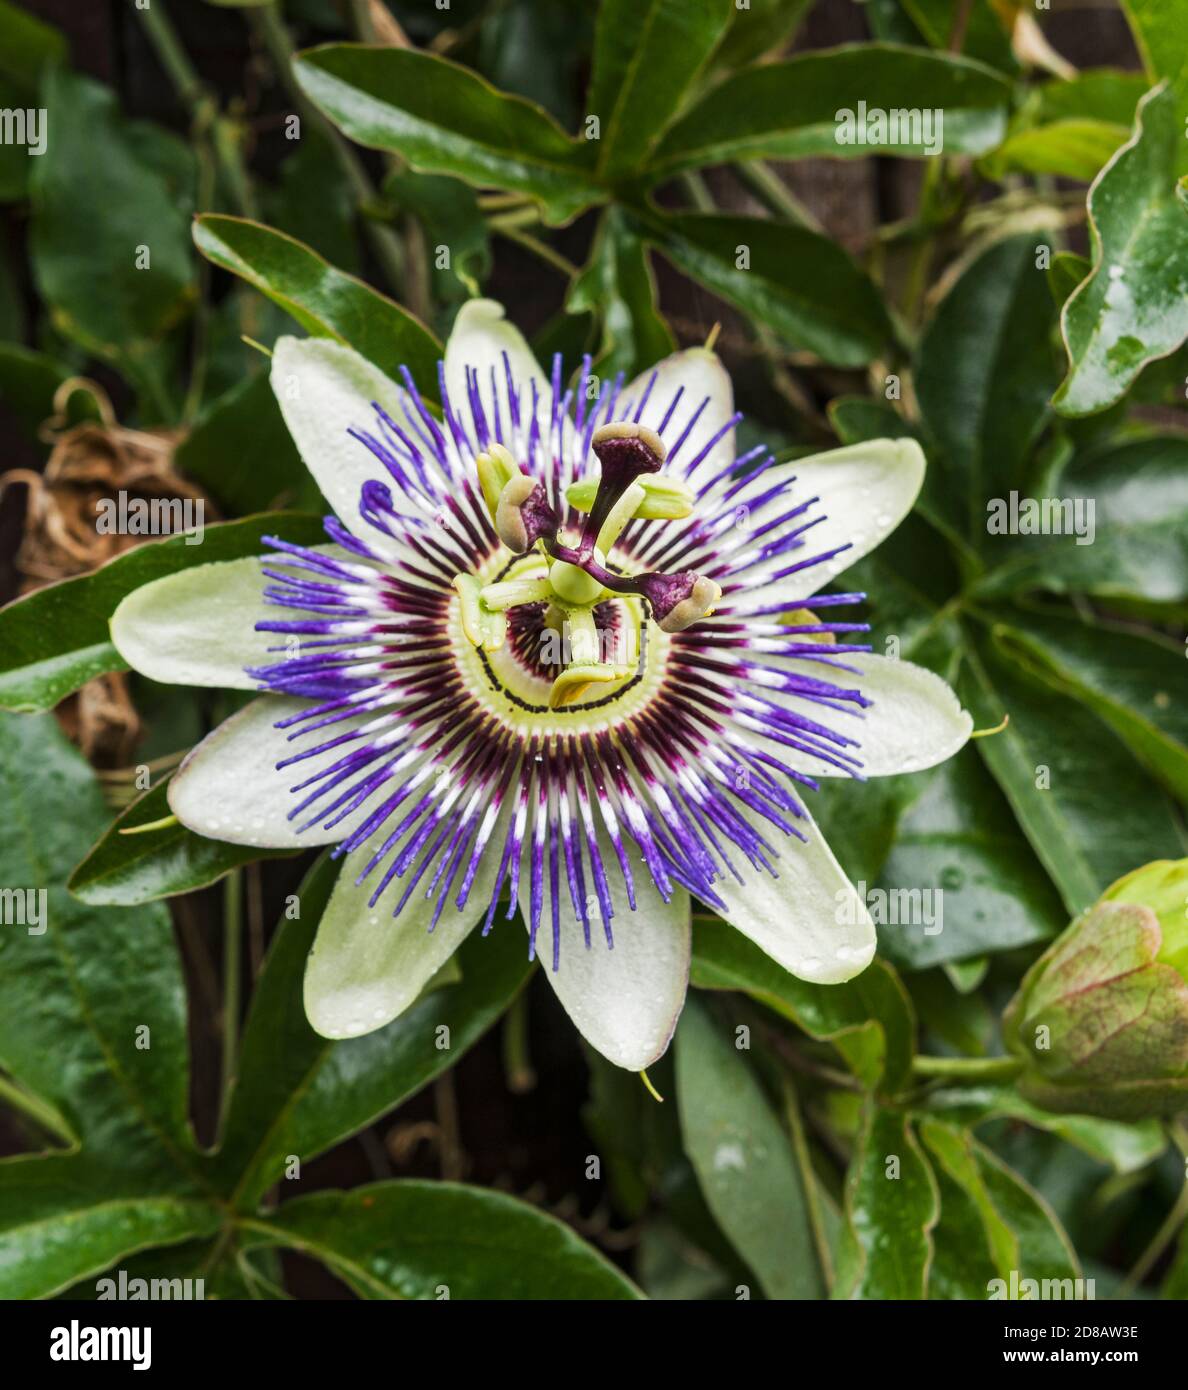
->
[111,301,971,1069]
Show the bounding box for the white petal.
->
[110,547,346,690]
[271,336,424,538]
[755,654,973,779]
[709,804,875,984]
[168,696,391,849]
[303,836,500,1040]
[444,298,549,447]
[624,346,735,480]
[521,824,692,1071]
[716,438,926,609]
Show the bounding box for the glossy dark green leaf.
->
[691,920,915,1093]
[708,0,812,74]
[68,774,295,907]
[293,44,600,224]
[213,857,533,1207]
[992,610,1188,803]
[915,235,1057,541]
[0,1155,219,1300]
[0,713,198,1167]
[959,637,1185,916]
[875,746,1065,970]
[239,1181,641,1299]
[675,996,823,1299]
[588,0,732,178]
[828,395,916,447]
[648,45,1011,176]
[1054,83,1188,417]
[639,211,891,366]
[568,207,675,380]
[976,434,1188,604]
[174,372,325,516]
[0,512,324,713]
[837,1108,937,1299]
[193,215,441,389]
[927,1156,1001,1298]
[30,70,195,369]
[1121,0,1188,109]
[919,1119,1080,1285]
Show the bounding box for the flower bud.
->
[1002,859,1188,1120]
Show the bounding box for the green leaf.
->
[213,857,533,1208]
[648,44,1011,177]
[67,774,295,907]
[1054,83,1188,417]
[0,713,199,1170]
[638,210,891,366]
[875,746,1065,970]
[675,996,824,1298]
[265,125,361,275]
[690,920,915,1094]
[193,215,441,389]
[1121,0,1188,101]
[958,637,1185,916]
[174,372,324,517]
[975,434,1188,605]
[0,1157,219,1300]
[239,1181,642,1299]
[0,512,325,713]
[983,120,1132,182]
[828,395,916,447]
[918,1086,1166,1175]
[384,170,490,300]
[0,343,80,444]
[915,234,1057,541]
[0,0,64,91]
[837,1108,938,1299]
[568,207,675,380]
[588,0,733,178]
[992,610,1188,804]
[919,1119,1080,1285]
[293,44,600,224]
[30,69,195,373]
[708,0,812,74]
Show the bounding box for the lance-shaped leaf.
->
[835,1107,938,1300]
[991,610,1188,804]
[638,210,891,366]
[1054,83,1188,416]
[0,512,324,713]
[708,0,812,74]
[212,857,533,1208]
[68,775,296,907]
[293,44,600,224]
[193,215,441,389]
[675,996,824,1299]
[238,1182,642,1299]
[691,920,915,1094]
[568,207,674,380]
[647,44,1011,178]
[959,636,1184,917]
[587,0,732,178]
[915,234,1058,542]
[919,1119,1080,1288]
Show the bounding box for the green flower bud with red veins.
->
[1003,858,1188,1120]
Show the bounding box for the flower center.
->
[454,421,721,710]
